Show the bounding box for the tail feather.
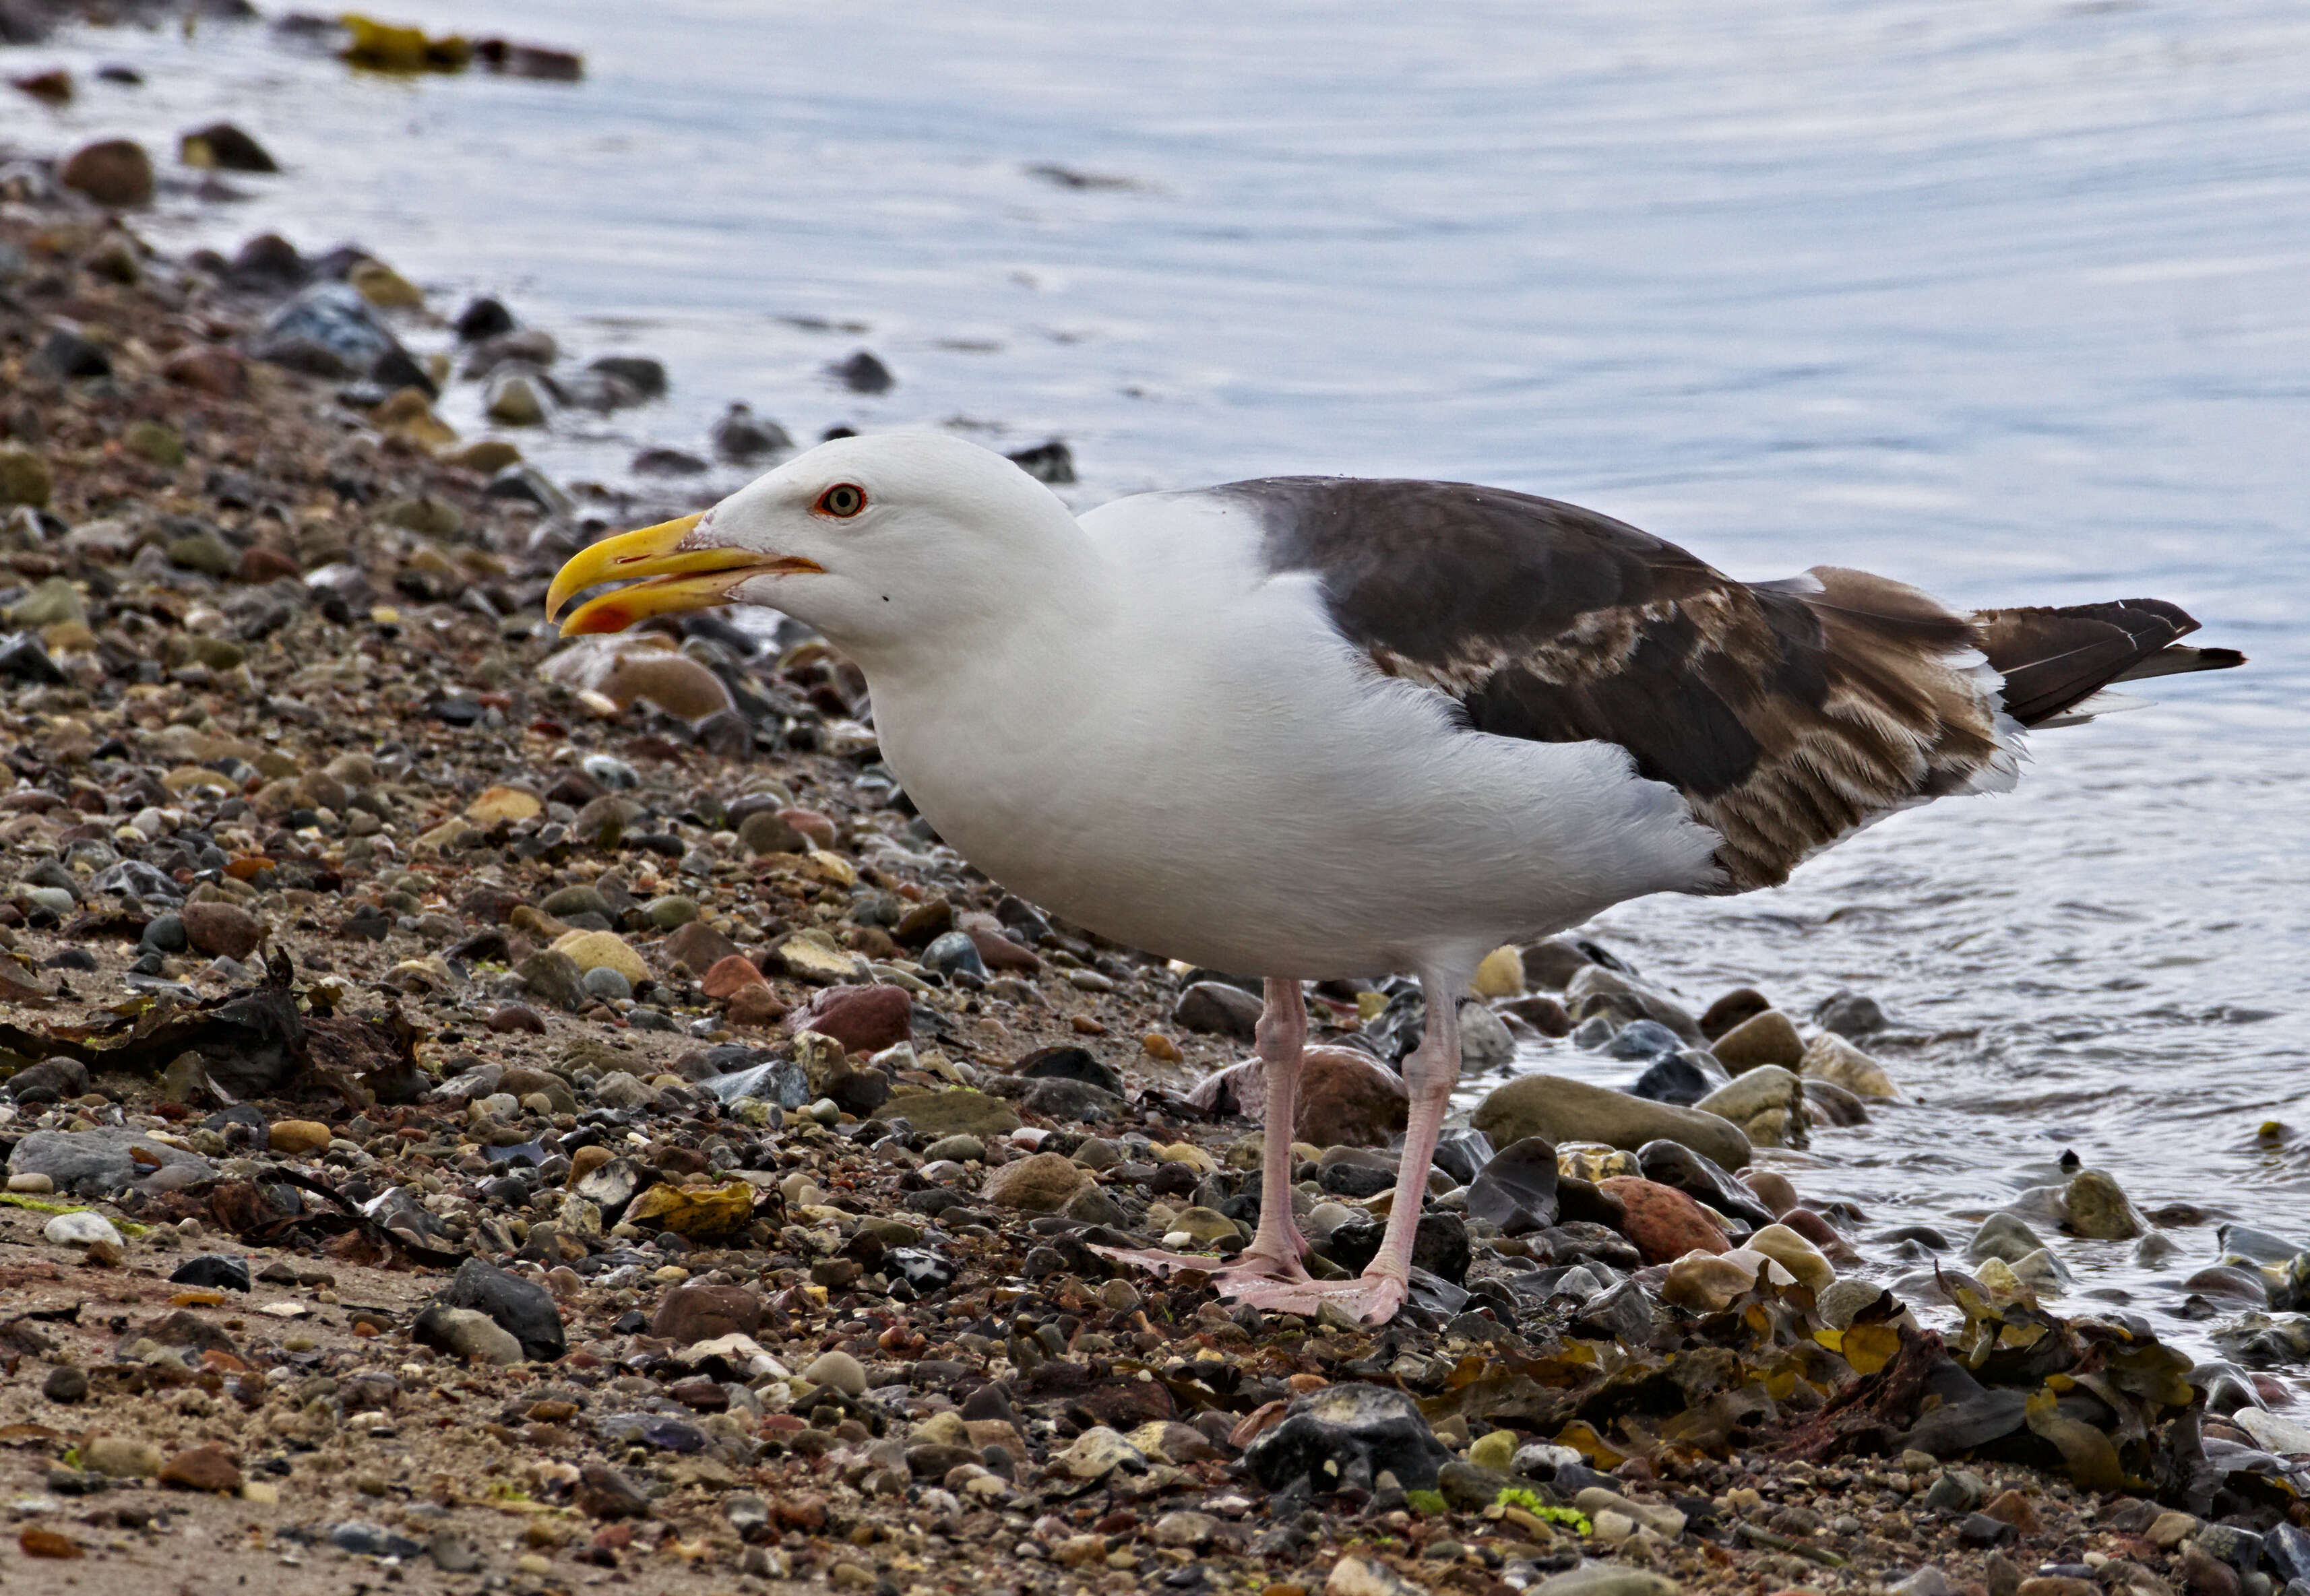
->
[1970,598,2243,727]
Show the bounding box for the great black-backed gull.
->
[547,433,2243,1324]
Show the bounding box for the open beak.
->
[544,512,823,635]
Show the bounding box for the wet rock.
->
[1815,990,1887,1036]
[1636,1140,1776,1227]
[1801,1031,1897,1098]
[11,1128,213,1196]
[1605,1018,1684,1060]
[60,138,154,206]
[170,1254,251,1291]
[1628,1050,1727,1106]
[828,350,894,393]
[712,402,792,462]
[1565,965,1703,1043]
[1662,1249,1766,1310]
[1595,1176,1729,1263]
[1693,1064,1808,1147]
[1472,1073,1751,1173]
[1174,980,1261,1040]
[985,1152,1091,1213]
[1712,1009,1804,1071]
[437,1257,565,1360]
[253,282,405,377]
[1698,987,1772,1040]
[486,369,551,425]
[1244,1382,1453,1494]
[1465,1137,1559,1232]
[1746,1222,1835,1290]
[1970,1213,2047,1265]
[179,121,277,172]
[2062,1168,2146,1239]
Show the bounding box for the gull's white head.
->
[545,433,1081,664]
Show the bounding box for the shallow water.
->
[13,0,2310,1358]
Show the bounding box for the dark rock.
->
[1604,1019,1684,1060]
[1173,980,1261,1040]
[1958,1512,2018,1548]
[1699,987,1773,1040]
[1020,1077,1124,1122]
[36,326,111,381]
[168,1254,251,1292]
[590,355,667,398]
[1466,1137,1560,1233]
[828,350,893,393]
[453,297,514,341]
[1431,1127,1495,1187]
[1636,1139,1777,1228]
[1628,1050,1727,1106]
[632,447,708,476]
[1499,995,1571,1035]
[59,138,154,206]
[1318,1161,1394,1200]
[42,1366,87,1403]
[920,930,987,982]
[1815,990,1887,1037]
[1017,1046,1123,1095]
[1006,440,1075,484]
[437,1258,565,1361]
[1322,1212,1469,1285]
[575,1462,650,1520]
[1243,1382,1453,1494]
[886,1248,955,1293]
[253,282,407,376]
[181,121,276,172]
[710,403,791,463]
[6,1058,90,1100]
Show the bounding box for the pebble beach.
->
[3,5,2309,1596]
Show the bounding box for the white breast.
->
[865,491,1720,978]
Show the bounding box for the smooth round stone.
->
[802,1349,867,1397]
[582,966,633,1003]
[6,1174,53,1194]
[643,895,699,930]
[45,1210,124,1248]
[140,912,188,952]
[923,1134,985,1165]
[24,887,73,918]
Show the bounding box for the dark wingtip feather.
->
[1973,599,2240,726]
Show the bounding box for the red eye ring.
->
[814,483,867,519]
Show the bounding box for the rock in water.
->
[1472,1073,1751,1172]
[1712,1009,1804,1071]
[1595,1176,1730,1263]
[1801,1031,1898,1098]
[1636,1139,1776,1227]
[2062,1169,2147,1239]
[437,1258,565,1360]
[1243,1382,1454,1494]
[59,139,154,205]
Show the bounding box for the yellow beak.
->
[544,512,823,635]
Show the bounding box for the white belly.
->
[865,497,1718,978]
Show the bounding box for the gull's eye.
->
[814,482,867,519]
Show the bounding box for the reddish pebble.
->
[701,953,768,1000]
[724,984,787,1028]
[164,345,247,397]
[486,1004,547,1035]
[1596,1175,1731,1263]
[778,807,838,848]
[790,984,910,1053]
[237,545,301,583]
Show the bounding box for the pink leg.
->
[1093,978,1315,1286]
[1206,966,1468,1326]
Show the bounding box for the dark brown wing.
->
[1971,598,2242,725]
[1231,478,2015,892]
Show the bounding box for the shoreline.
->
[0,90,2305,1596]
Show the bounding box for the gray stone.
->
[1970,1213,2047,1265]
[1529,1567,1682,1596]
[1471,1074,1750,1173]
[1243,1381,1452,1494]
[1173,980,1261,1040]
[10,1128,214,1196]
[412,1306,522,1366]
[519,949,586,1011]
[581,965,633,1003]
